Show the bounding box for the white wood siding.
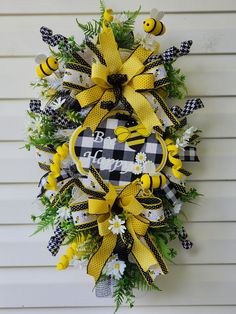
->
[0,0,235,313]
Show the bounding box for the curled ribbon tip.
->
[102,8,113,32]
[45,143,69,191]
[165,138,183,180]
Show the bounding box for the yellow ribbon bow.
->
[85,167,168,284]
[76,27,163,134]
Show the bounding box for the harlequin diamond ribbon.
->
[63,28,171,134]
[69,166,168,284]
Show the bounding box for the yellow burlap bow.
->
[76,29,162,134]
[86,175,166,283]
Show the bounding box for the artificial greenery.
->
[113,262,160,312]
[165,61,188,99]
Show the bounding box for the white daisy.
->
[108,215,126,235]
[176,138,188,149]
[135,152,147,164]
[136,33,160,51]
[132,162,143,175]
[57,206,71,221]
[103,255,126,280]
[52,96,66,109]
[142,160,156,175]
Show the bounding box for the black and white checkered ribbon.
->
[171,98,204,118]
[47,223,67,256]
[29,99,76,129]
[38,170,71,197]
[175,226,193,250]
[40,26,69,48]
[162,40,193,63]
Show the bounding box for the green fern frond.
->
[66,111,83,124]
[76,19,99,38]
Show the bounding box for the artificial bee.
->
[140,173,167,190]
[35,54,59,79]
[114,118,150,151]
[143,9,166,36]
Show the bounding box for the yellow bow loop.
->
[76,85,105,108]
[91,63,110,88]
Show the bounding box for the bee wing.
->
[35,54,47,64]
[114,126,129,143]
[150,8,159,18]
[156,11,165,20]
[137,126,150,137]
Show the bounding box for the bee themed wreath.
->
[26,3,204,311]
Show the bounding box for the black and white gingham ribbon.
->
[161,179,179,205]
[29,99,76,129]
[171,98,204,118]
[179,146,199,162]
[47,223,67,256]
[40,26,69,48]
[162,40,193,63]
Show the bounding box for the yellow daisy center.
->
[113,221,121,228]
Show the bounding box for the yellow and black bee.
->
[143,9,166,36]
[35,54,59,79]
[114,119,150,151]
[140,173,167,190]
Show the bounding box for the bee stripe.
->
[158,21,164,36]
[40,64,50,76]
[149,18,157,34]
[127,138,146,146]
[46,57,55,71]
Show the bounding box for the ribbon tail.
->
[123,86,162,134]
[87,233,117,283]
[83,90,116,132]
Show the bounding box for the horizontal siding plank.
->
[0,0,235,14]
[0,139,235,183]
[1,265,236,307]
[1,306,236,314]
[1,181,235,224]
[1,97,235,141]
[0,223,235,266]
[1,56,235,99]
[1,14,236,56]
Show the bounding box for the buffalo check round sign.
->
[70,113,167,186]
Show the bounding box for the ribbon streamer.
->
[171,98,204,118]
